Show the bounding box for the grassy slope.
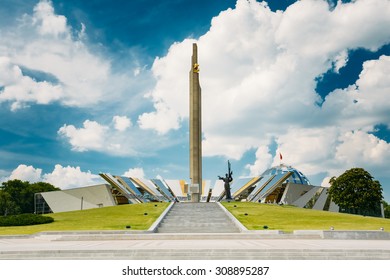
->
[2,201,389,235]
[222,202,390,232]
[0,202,169,235]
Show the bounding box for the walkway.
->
[157,202,240,233]
[1,233,390,259]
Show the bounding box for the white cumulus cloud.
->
[245,145,273,176]
[9,164,43,183]
[0,56,63,110]
[2,164,103,189]
[43,164,103,189]
[336,130,390,169]
[0,0,144,111]
[33,0,68,37]
[122,167,146,178]
[5,0,389,192]
[322,55,390,131]
[58,116,173,156]
[113,115,132,131]
[137,0,390,185]
[58,120,108,152]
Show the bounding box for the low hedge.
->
[0,213,54,227]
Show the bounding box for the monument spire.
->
[189,43,202,202]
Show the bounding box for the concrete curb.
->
[1,230,390,241]
[3,248,390,260]
[49,233,319,241]
[148,201,175,232]
[293,230,390,239]
[323,230,390,240]
[0,235,33,239]
[216,202,248,232]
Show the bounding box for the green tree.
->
[0,180,29,213]
[0,180,59,214]
[383,201,390,219]
[328,168,383,217]
[0,190,20,216]
[24,182,59,213]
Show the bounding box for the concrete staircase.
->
[157,203,240,233]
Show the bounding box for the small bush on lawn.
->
[0,214,54,226]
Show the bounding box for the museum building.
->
[35,164,339,214]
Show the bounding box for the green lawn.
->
[2,201,389,235]
[0,202,169,235]
[222,202,390,232]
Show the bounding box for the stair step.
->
[157,203,240,233]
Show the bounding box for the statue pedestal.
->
[190,184,200,203]
[191,193,200,202]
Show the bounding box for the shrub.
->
[0,213,54,227]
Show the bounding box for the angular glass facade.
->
[261,164,311,185]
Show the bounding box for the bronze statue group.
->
[218,160,233,200]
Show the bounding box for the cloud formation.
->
[0,56,63,110]
[123,167,146,178]
[58,120,109,152]
[113,116,132,131]
[9,164,43,183]
[0,0,142,110]
[2,164,103,189]
[139,0,390,181]
[33,0,68,37]
[4,0,389,191]
[43,164,103,189]
[58,115,174,156]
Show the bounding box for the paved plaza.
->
[1,232,390,259]
[1,202,390,259]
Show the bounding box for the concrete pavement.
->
[1,232,390,259]
[1,202,390,259]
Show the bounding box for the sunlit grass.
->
[0,202,169,235]
[222,202,390,232]
[2,201,388,235]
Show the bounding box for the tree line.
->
[328,167,389,218]
[0,179,59,216]
[1,168,390,218]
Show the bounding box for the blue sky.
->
[1,0,390,201]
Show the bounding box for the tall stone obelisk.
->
[189,43,202,202]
